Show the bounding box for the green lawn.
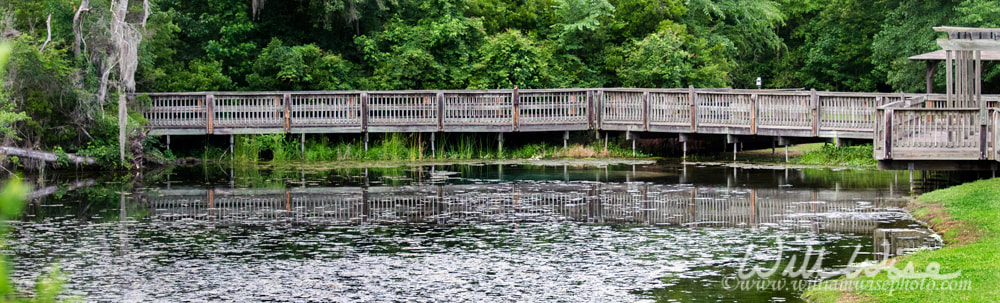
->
[803,178,1000,302]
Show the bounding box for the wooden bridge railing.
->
[141,88,947,140]
[874,95,998,161]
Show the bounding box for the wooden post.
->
[166,135,170,150]
[689,85,697,132]
[946,50,953,107]
[361,92,369,151]
[563,131,569,149]
[283,93,291,133]
[436,92,445,131]
[587,90,595,129]
[360,92,369,132]
[206,94,215,134]
[981,124,988,160]
[498,132,503,156]
[300,133,305,158]
[431,132,436,158]
[642,91,649,131]
[750,94,758,134]
[512,86,520,131]
[596,90,603,129]
[810,89,820,136]
[679,134,688,160]
[884,108,894,160]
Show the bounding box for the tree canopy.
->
[1,0,999,152]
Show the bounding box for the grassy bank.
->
[802,178,1000,302]
[182,133,647,164]
[704,143,877,168]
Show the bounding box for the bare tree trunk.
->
[142,0,149,28]
[97,61,114,116]
[118,87,126,163]
[39,14,52,52]
[113,0,130,164]
[72,0,90,57]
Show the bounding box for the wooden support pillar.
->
[627,130,634,157]
[364,132,369,152]
[750,94,758,134]
[563,131,569,149]
[946,50,953,107]
[166,135,170,150]
[300,133,305,158]
[206,94,215,134]
[908,162,915,193]
[642,91,649,131]
[512,86,520,132]
[229,134,234,160]
[587,90,595,129]
[810,89,820,136]
[436,92,445,131]
[688,85,697,132]
[283,93,291,133]
[727,134,737,161]
[498,132,503,156]
[778,136,789,163]
[431,132,436,158]
[679,134,689,160]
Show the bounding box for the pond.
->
[7,162,948,302]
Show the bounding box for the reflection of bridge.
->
[147,184,903,234]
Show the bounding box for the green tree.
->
[618,28,690,88]
[871,0,957,93]
[470,30,553,89]
[0,43,30,142]
[356,10,485,89]
[246,39,355,91]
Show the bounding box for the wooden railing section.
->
[141,88,944,140]
[874,95,998,161]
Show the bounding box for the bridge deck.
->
[139,88,1000,165]
[139,88,938,139]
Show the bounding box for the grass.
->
[794,143,876,167]
[693,142,877,168]
[802,178,1000,302]
[207,133,646,164]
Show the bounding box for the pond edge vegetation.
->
[802,178,1000,302]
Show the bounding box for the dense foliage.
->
[1,0,999,159]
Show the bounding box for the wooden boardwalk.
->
[139,87,1000,167]
[875,96,1000,164]
[140,88,940,139]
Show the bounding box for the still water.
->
[8,162,943,302]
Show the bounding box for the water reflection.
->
[9,163,946,302]
[149,184,902,234]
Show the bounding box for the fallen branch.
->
[0,146,97,166]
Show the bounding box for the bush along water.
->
[794,143,876,167]
[193,132,648,164]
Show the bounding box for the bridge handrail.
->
[136,88,1000,142]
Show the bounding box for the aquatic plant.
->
[0,179,70,302]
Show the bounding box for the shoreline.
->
[801,178,999,302]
